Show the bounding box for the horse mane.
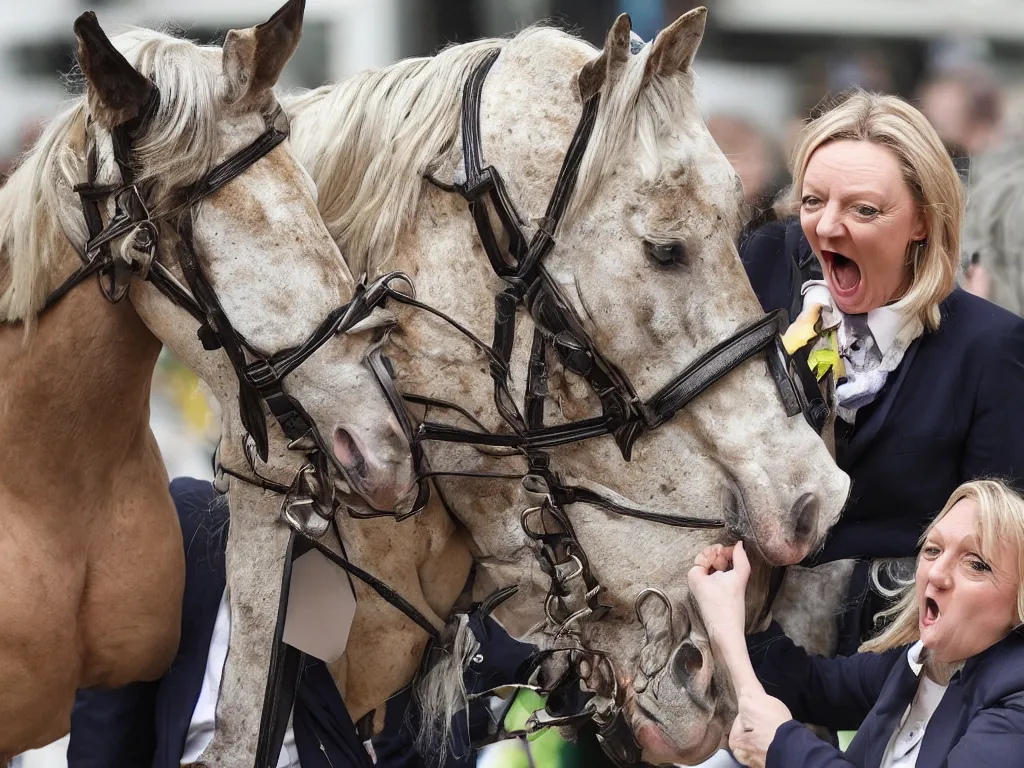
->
[284,25,701,281]
[962,139,1024,315]
[411,613,480,761]
[0,27,225,324]
[283,36,506,278]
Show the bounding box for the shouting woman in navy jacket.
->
[689,479,1024,768]
[739,90,1024,654]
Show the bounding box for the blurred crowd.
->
[708,54,1010,230]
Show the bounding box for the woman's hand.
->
[729,689,793,768]
[687,540,751,643]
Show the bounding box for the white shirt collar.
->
[907,640,927,676]
[801,279,905,355]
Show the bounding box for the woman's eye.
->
[801,195,821,208]
[922,545,940,558]
[968,557,992,573]
[643,240,688,267]
[856,205,879,217]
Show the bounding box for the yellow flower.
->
[781,303,823,355]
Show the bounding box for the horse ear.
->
[74,11,155,129]
[578,13,633,101]
[643,6,707,85]
[221,0,305,106]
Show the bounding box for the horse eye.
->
[643,240,688,267]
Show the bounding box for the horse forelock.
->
[0,26,228,325]
[565,42,701,227]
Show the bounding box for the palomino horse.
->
[249,9,849,766]
[0,0,417,759]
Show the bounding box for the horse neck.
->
[0,256,162,504]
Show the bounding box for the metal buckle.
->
[280,463,333,539]
[114,183,150,223]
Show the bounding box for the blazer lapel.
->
[853,661,921,768]
[916,679,964,768]
[842,336,923,467]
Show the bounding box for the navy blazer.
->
[67,477,373,768]
[748,621,1024,768]
[741,218,1024,564]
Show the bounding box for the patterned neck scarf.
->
[790,281,924,423]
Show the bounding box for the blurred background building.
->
[6,0,1024,765]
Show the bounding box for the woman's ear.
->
[911,207,929,242]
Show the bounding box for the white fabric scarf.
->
[799,280,924,423]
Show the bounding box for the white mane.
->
[283,37,505,278]
[0,27,226,323]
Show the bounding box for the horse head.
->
[72,0,416,513]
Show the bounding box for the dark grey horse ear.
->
[222,0,305,106]
[74,11,155,129]
[643,6,707,86]
[578,13,633,101]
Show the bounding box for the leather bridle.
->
[247,47,828,767]
[34,88,432,527]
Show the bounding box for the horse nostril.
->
[792,492,819,541]
[333,427,368,485]
[671,641,704,687]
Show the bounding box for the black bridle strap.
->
[174,220,275,458]
[174,110,288,213]
[415,308,791,451]
[36,251,110,315]
[256,531,305,768]
[144,261,209,328]
[644,308,790,424]
[455,49,527,276]
[513,93,601,286]
[533,474,725,530]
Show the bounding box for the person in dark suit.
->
[689,479,1024,768]
[66,477,534,768]
[738,89,1024,654]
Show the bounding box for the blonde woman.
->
[688,479,1024,768]
[739,90,1024,655]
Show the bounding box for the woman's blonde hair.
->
[861,479,1024,655]
[783,90,963,331]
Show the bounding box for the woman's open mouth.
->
[922,596,941,628]
[822,249,862,299]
